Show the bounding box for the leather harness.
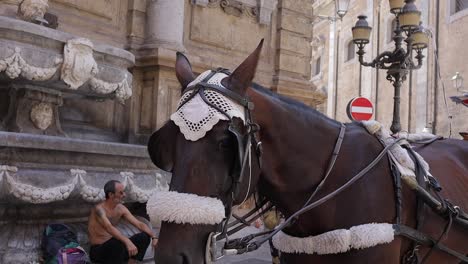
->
[179,68,468,262]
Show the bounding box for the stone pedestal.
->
[0,13,164,264]
[0,133,170,263]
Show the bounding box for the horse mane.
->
[251,82,341,125]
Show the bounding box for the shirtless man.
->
[88,180,158,264]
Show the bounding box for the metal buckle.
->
[208,232,240,262]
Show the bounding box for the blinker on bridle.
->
[177,67,263,195]
[176,67,263,252]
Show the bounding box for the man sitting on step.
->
[88,180,158,264]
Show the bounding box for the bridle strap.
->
[179,69,263,244]
[300,123,346,209]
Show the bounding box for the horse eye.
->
[218,137,234,150]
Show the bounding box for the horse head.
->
[147,40,264,264]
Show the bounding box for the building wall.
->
[433,0,468,136]
[126,0,326,144]
[311,0,468,139]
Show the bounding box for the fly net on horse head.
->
[146,39,468,264]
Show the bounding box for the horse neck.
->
[248,87,343,214]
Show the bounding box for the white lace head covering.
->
[170,70,245,141]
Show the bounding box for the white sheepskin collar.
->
[146,191,225,226]
[272,223,394,255]
[361,120,432,179]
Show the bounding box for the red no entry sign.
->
[462,99,468,107]
[346,97,374,121]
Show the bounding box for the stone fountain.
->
[0,1,168,262]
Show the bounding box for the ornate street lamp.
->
[452,72,467,94]
[313,0,350,23]
[336,0,351,19]
[449,72,468,107]
[351,0,429,134]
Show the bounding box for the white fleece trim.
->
[272,223,394,255]
[361,120,432,178]
[146,191,225,226]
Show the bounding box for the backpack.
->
[41,224,79,264]
[56,246,89,264]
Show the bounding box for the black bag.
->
[41,224,78,264]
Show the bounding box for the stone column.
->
[273,0,325,107]
[144,0,185,51]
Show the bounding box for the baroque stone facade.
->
[311,0,468,138]
[0,0,323,262]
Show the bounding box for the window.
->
[452,0,468,14]
[313,57,321,76]
[346,41,355,61]
[387,19,397,43]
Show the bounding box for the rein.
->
[188,70,399,259]
[236,137,406,253]
[181,68,468,262]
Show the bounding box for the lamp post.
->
[449,72,468,107]
[313,0,350,23]
[351,0,429,134]
[452,72,467,95]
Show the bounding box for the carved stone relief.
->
[89,74,132,102]
[30,102,53,130]
[192,0,277,25]
[0,17,134,103]
[0,47,62,80]
[0,166,169,204]
[192,0,209,6]
[61,38,98,89]
[3,89,65,136]
[17,0,48,22]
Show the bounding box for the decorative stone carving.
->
[1,165,77,204]
[0,47,62,80]
[211,0,257,18]
[61,38,98,89]
[192,0,209,6]
[89,74,132,102]
[73,169,106,202]
[30,102,53,130]
[0,45,131,103]
[220,0,249,17]
[0,166,168,204]
[121,172,169,203]
[3,89,65,136]
[193,0,276,25]
[17,0,49,23]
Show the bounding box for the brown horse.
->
[147,41,468,263]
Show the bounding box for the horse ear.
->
[227,39,263,94]
[175,52,196,89]
[147,121,177,172]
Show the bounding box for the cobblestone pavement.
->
[215,226,271,264]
